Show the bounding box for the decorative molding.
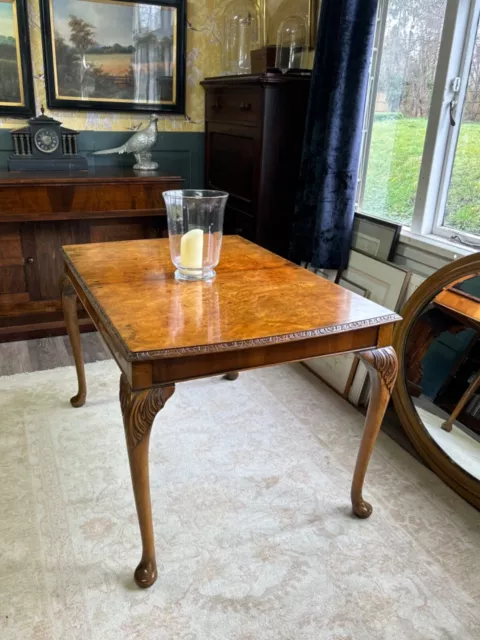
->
[61,253,402,362]
[359,347,398,394]
[126,315,403,361]
[120,374,175,448]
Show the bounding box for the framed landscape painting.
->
[0,0,35,117]
[40,0,186,113]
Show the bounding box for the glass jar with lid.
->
[275,15,308,73]
[222,0,263,75]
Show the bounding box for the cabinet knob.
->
[26,257,34,265]
[240,103,252,111]
[211,102,221,111]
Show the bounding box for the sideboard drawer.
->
[0,183,171,221]
[206,88,263,126]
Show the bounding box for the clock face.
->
[34,127,60,154]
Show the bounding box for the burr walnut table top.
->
[61,236,402,588]
[62,236,400,360]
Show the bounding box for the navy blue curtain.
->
[289,0,378,270]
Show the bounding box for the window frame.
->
[431,0,480,242]
[356,0,480,244]
[356,0,388,209]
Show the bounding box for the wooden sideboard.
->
[201,73,310,258]
[0,168,182,342]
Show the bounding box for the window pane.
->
[360,0,446,226]
[443,21,480,236]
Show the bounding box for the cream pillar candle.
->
[180,228,204,269]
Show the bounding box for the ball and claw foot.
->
[134,560,157,589]
[70,392,86,408]
[224,371,239,381]
[352,500,373,519]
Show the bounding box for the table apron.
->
[149,325,386,387]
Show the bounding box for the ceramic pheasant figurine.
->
[93,115,159,170]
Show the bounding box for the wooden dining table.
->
[61,236,400,588]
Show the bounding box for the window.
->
[440,22,480,236]
[357,0,480,242]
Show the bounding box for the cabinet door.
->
[0,223,28,305]
[22,221,90,301]
[89,217,165,243]
[205,122,261,216]
[22,217,164,302]
[223,206,256,242]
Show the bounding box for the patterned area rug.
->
[1,360,479,640]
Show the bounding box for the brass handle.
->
[240,103,252,111]
[26,257,34,264]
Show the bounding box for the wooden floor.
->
[0,332,110,376]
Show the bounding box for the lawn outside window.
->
[356,0,480,248]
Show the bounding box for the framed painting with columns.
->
[39,0,186,114]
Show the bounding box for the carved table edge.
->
[126,315,402,360]
[62,251,402,362]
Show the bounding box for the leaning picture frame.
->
[39,0,186,114]
[353,212,401,262]
[342,250,410,405]
[304,276,369,397]
[0,0,35,118]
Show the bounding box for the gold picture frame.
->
[40,0,186,114]
[308,0,320,48]
[266,0,320,48]
[0,0,35,117]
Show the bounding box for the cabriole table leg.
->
[120,374,175,588]
[60,272,87,408]
[351,347,398,518]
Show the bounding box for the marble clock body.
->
[8,111,88,171]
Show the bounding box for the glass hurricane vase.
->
[164,190,229,282]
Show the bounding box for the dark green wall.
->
[0,130,204,188]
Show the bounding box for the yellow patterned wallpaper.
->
[0,0,314,132]
[0,0,228,132]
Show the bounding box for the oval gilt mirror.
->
[392,253,480,508]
